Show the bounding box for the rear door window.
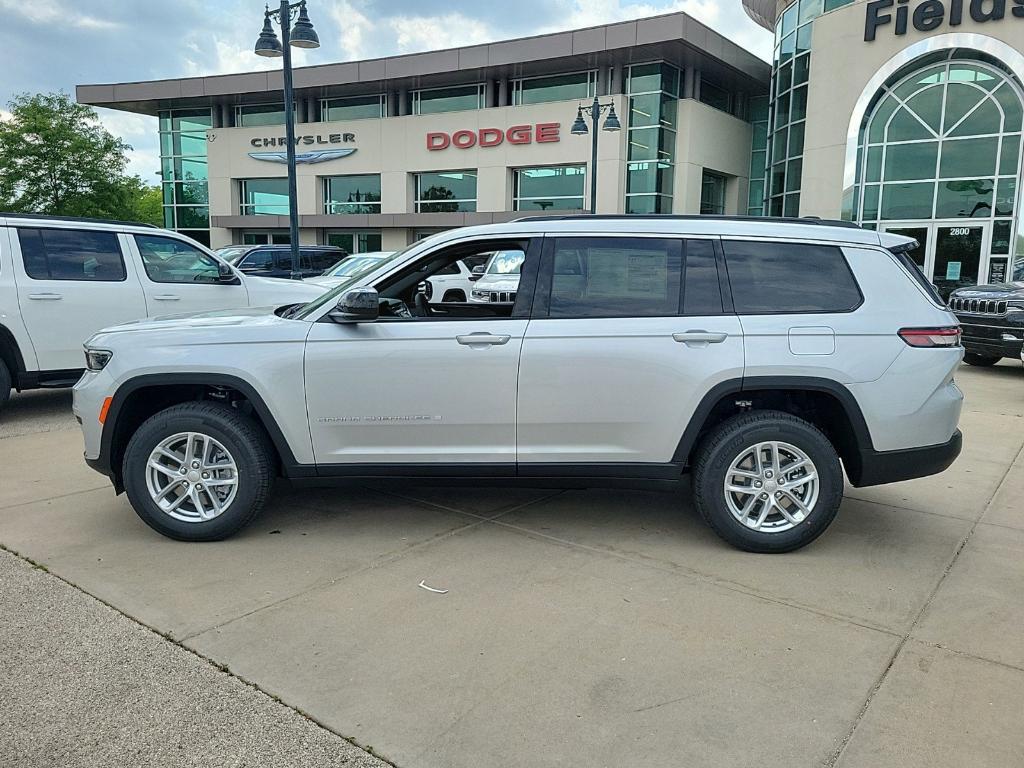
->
[544,237,683,318]
[723,240,862,314]
[18,228,126,281]
[303,250,338,272]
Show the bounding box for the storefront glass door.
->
[882,222,988,298]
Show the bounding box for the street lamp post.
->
[570,96,621,215]
[254,1,320,279]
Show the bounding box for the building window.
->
[412,85,484,115]
[159,108,211,244]
[241,231,290,245]
[325,231,383,253]
[747,96,769,215]
[512,72,596,106]
[415,171,477,212]
[235,103,292,127]
[322,94,384,121]
[240,179,289,215]
[323,174,381,214]
[699,79,733,114]
[626,62,679,215]
[700,171,728,215]
[513,166,585,211]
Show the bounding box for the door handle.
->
[27,293,62,300]
[673,330,728,347]
[152,295,181,301]
[456,333,511,347]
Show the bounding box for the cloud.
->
[388,13,496,53]
[0,0,121,29]
[326,0,376,61]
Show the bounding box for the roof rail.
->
[0,212,160,228]
[512,213,863,229]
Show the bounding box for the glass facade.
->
[854,58,1023,278]
[322,94,384,121]
[700,171,728,214]
[412,85,484,115]
[763,0,855,216]
[240,179,290,215]
[159,108,211,245]
[235,103,291,127]
[323,174,382,214]
[513,166,586,211]
[747,97,769,215]
[512,72,596,105]
[325,231,383,253]
[626,62,680,214]
[415,171,477,212]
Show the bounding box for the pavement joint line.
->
[0,483,113,512]
[906,637,1024,676]
[0,542,401,768]
[824,439,1024,768]
[479,515,903,639]
[178,489,567,643]
[365,485,568,523]
[841,492,985,525]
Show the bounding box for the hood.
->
[303,276,348,290]
[88,305,290,339]
[475,275,521,292]
[244,274,330,300]
[951,282,1024,298]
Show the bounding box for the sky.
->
[0,0,771,185]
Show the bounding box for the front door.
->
[882,222,988,298]
[304,238,536,468]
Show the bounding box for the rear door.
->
[128,232,250,316]
[516,235,744,466]
[12,226,147,372]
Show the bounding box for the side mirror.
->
[217,261,235,281]
[469,264,486,282]
[418,280,434,300]
[329,287,379,323]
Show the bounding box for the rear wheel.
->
[0,360,10,411]
[692,411,844,553]
[963,353,1001,367]
[123,402,273,541]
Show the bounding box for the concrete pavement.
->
[1,361,1022,767]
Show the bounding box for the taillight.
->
[898,327,962,348]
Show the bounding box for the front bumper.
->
[849,430,962,488]
[955,314,1024,359]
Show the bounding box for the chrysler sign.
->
[865,0,1024,41]
[247,132,357,164]
[427,123,560,150]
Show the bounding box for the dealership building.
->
[78,2,1024,288]
[75,13,769,254]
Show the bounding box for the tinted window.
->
[135,234,220,283]
[682,239,723,315]
[724,241,861,313]
[302,250,339,271]
[547,237,682,318]
[19,228,126,282]
[241,250,274,270]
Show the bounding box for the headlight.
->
[1006,301,1024,313]
[85,348,112,371]
[471,289,489,300]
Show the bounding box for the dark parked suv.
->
[948,264,1024,366]
[219,245,347,279]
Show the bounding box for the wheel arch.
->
[674,376,875,483]
[0,323,27,387]
[99,373,309,493]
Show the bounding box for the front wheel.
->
[692,411,844,553]
[0,359,11,412]
[963,353,1001,367]
[123,402,273,541]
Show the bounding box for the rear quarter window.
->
[723,240,862,314]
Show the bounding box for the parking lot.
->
[1,361,1022,767]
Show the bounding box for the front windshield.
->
[486,250,525,275]
[217,247,250,265]
[327,256,383,277]
[293,244,416,320]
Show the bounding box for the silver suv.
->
[73,216,964,553]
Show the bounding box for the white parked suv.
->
[74,216,964,553]
[0,214,328,409]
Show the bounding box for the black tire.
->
[0,359,10,411]
[122,402,273,541]
[963,353,1001,367]
[692,410,844,554]
[442,289,466,303]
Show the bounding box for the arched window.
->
[857,58,1022,239]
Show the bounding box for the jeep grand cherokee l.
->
[74,216,964,553]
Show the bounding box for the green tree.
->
[0,91,155,221]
